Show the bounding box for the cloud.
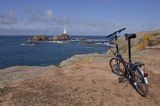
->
[1,9,158,35]
[46,10,54,20]
[1,9,119,35]
[0,11,17,25]
[0,9,70,35]
[27,9,71,26]
[85,20,123,31]
[0,22,63,35]
[66,19,123,35]
[0,10,124,35]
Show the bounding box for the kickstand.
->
[118,76,127,83]
[118,76,129,88]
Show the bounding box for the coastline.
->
[0,47,160,105]
[0,30,160,105]
[0,53,106,84]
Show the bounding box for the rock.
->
[78,37,87,41]
[27,33,70,43]
[80,41,96,44]
[27,35,49,44]
[52,34,70,41]
[27,39,38,44]
[33,35,48,41]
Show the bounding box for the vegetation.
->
[107,30,160,55]
[138,32,160,50]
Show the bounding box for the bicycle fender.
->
[144,77,149,84]
[138,67,149,84]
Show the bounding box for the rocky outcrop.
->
[0,49,160,106]
[52,34,70,41]
[27,35,49,44]
[28,34,70,43]
[34,35,48,41]
[80,41,96,44]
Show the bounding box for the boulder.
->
[78,37,87,41]
[80,41,96,44]
[27,35,49,43]
[52,34,70,41]
[30,35,48,42]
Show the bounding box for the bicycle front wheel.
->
[134,66,149,97]
[109,58,125,76]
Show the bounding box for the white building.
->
[64,28,67,34]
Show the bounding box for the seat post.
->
[128,38,132,63]
[115,34,119,54]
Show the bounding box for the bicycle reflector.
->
[144,73,148,77]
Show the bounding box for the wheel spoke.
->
[134,67,148,96]
[110,58,125,76]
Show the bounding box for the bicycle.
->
[107,28,149,97]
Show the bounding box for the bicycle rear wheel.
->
[109,58,125,76]
[134,66,149,97]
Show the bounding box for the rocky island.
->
[28,33,70,42]
[27,29,71,44]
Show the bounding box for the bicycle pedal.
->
[118,76,127,83]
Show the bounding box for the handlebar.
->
[106,28,126,38]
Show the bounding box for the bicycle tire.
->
[134,66,149,97]
[109,57,125,76]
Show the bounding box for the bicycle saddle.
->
[125,33,136,39]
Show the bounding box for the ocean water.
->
[0,36,109,68]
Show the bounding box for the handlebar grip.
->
[118,28,126,33]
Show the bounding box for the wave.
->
[20,43,26,46]
[87,39,107,42]
[48,41,65,44]
[20,43,35,46]
[94,42,115,46]
[70,39,80,42]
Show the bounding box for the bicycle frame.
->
[108,29,149,97]
[108,31,136,65]
[108,30,139,78]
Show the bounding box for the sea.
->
[0,36,110,68]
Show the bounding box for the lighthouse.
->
[64,28,67,34]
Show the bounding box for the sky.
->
[0,0,160,35]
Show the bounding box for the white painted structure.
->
[64,28,67,34]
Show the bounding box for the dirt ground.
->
[0,44,160,106]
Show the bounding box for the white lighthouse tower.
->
[64,28,67,34]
